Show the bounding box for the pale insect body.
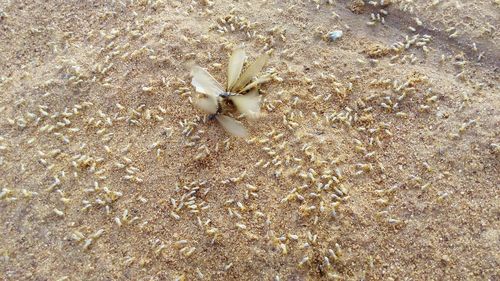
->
[190,49,270,137]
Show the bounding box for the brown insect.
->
[190,49,271,137]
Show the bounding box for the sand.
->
[0,0,499,280]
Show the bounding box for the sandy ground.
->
[0,0,499,280]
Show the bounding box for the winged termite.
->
[238,74,272,93]
[229,88,261,119]
[232,53,270,93]
[189,48,272,137]
[193,97,218,115]
[227,49,246,91]
[193,96,249,137]
[215,115,248,138]
[190,66,225,99]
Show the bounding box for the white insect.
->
[190,49,270,137]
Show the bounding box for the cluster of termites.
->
[214,14,258,39]
[169,180,210,221]
[70,229,105,250]
[1,53,443,280]
[2,0,492,279]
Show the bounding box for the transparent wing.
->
[191,65,225,98]
[216,115,248,137]
[193,97,218,114]
[229,88,261,119]
[238,74,272,93]
[232,53,269,92]
[227,49,246,91]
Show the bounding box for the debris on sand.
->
[327,30,343,41]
